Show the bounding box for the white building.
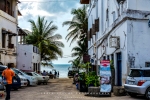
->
[0,0,20,66]
[17,44,41,72]
[81,0,150,86]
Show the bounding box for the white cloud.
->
[18,0,81,64]
[18,2,55,17]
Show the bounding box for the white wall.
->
[17,45,41,71]
[127,20,150,68]
[0,0,18,66]
[127,0,150,11]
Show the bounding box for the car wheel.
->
[128,92,137,97]
[27,80,30,86]
[145,87,150,99]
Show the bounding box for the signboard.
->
[100,60,111,93]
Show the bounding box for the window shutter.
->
[90,28,92,38]
[88,31,90,41]
[92,24,96,35]
[95,18,99,32]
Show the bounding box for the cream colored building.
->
[0,0,20,66]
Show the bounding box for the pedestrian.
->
[49,71,52,75]
[2,63,15,100]
[54,71,57,79]
[42,70,47,76]
[57,71,59,77]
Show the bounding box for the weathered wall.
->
[17,45,41,71]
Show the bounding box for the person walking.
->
[2,63,15,100]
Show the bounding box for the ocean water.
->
[41,64,71,78]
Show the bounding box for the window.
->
[112,11,116,22]
[8,35,12,48]
[107,55,110,60]
[103,56,106,60]
[129,70,142,77]
[0,0,12,16]
[144,70,150,77]
[111,54,114,61]
[26,73,33,76]
[2,30,6,48]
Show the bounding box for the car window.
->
[34,72,40,76]
[144,70,150,77]
[129,70,143,77]
[26,73,33,76]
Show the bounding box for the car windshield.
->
[26,73,33,76]
[12,69,27,75]
[33,72,41,76]
[129,69,150,77]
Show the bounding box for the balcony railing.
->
[0,4,14,17]
[8,43,14,48]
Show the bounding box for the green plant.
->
[110,60,114,69]
[79,62,91,73]
[85,71,99,87]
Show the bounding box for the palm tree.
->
[62,5,88,46]
[26,16,64,66]
[71,40,88,61]
[68,58,80,71]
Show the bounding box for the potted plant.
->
[85,71,100,87]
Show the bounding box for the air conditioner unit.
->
[109,36,120,48]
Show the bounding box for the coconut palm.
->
[71,40,88,61]
[68,58,80,71]
[26,16,64,66]
[62,5,88,46]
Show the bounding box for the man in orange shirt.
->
[2,63,15,100]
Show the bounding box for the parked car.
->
[0,65,21,90]
[124,68,150,99]
[12,68,37,86]
[18,74,28,87]
[0,74,4,90]
[26,72,49,85]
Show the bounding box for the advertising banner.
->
[100,60,111,92]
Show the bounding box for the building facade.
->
[81,0,150,86]
[0,0,20,66]
[17,44,41,72]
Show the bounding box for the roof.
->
[18,10,22,16]
[18,27,27,36]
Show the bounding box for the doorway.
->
[117,52,122,86]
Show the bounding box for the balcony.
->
[8,43,14,49]
[0,4,14,17]
[80,0,89,4]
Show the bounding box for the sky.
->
[18,0,82,64]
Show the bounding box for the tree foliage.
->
[26,16,64,66]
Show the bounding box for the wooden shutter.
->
[88,31,90,41]
[90,28,92,38]
[92,24,96,35]
[95,18,99,32]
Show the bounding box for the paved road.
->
[8,78,145,100]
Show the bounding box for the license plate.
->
[129,81,134,85]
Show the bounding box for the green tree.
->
[71,40,88,61]
[62,5,88,46]
[26,16,64,66]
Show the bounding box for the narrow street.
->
[9,78,145,100]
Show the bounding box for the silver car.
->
[124,68,150,99]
